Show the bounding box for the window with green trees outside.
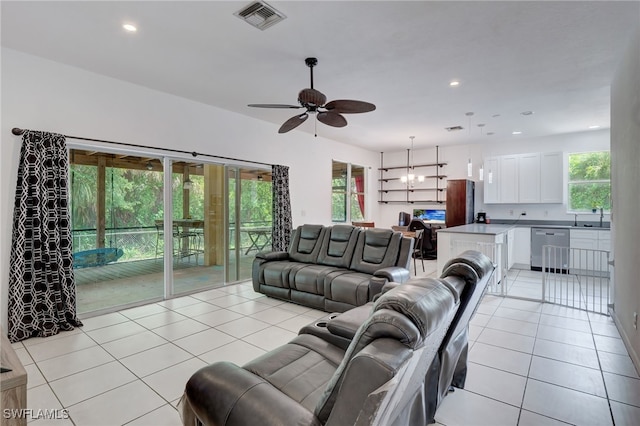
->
[332,161,366,223]
[568,151,610,212]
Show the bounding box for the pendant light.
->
[401,136,423,185]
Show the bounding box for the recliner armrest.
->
[374,266,410,283]
[185,361,321,426]
[255,251,290,261]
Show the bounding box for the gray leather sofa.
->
[180,250,493,426]
[252,224,414,312]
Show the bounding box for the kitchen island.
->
[437,224,515,290]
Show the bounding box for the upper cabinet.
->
[484,151,563,204]
[540,151,563,203]
[518,153,541,203]
[499,155,519,203]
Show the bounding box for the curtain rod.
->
[11,127,275,168]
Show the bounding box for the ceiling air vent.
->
[445,126,464,132]
[234,1,286,31]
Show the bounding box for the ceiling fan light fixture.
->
[298,88,326,107]
[249,57,375,133]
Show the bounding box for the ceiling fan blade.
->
[248,104,303,109]
[317,111,347,128]
[324,100,376,114]
[278,113,309,133]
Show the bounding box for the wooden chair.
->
[413,229,425,275]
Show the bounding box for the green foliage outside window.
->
[331,161,365,223]
[70,162,273,261]
[568,151,611,212]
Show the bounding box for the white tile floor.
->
[10,262,640,426]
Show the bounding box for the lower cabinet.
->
[569,229,610,272]
[512,227,531,267]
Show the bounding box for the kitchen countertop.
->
[489,219,610,229]
[439,223,610,235]
[438,224,516,235]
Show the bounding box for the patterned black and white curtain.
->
[8,130,82,343]
[271,165,292,252]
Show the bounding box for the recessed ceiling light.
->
[521,111,534,116]
[122,23,137,32]
[449,81,460,87]
[512,131,522,135]
[588,125,601,129]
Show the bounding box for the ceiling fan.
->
[248,57,376,134]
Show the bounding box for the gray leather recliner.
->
[180,250,494,426]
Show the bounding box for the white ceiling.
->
[2,1,639,151]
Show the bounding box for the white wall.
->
[610,28,640,369]
[0,48,379,330]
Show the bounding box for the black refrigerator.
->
[445,179,475,228]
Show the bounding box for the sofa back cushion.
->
[349,228,403,274]
[288,224,325,263]
[314,278,456,423]
[317,225,360,268]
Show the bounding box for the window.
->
[568,151,610,212]
[332,161,366,223]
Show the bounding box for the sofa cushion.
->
[289,224,325,263]
[349,229,403,274]
[290,264,342,295]
[244,334,344,414]
[262,261,308,289]
[323,271,372,309]
[317,225,359,268]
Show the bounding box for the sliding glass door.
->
[69,147,272,315]
[70,149,165,314]
[171,160,227,294]
[227,167,272,282]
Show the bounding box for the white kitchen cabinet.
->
[540,152,563,203]
[518,153,541,203]
[483,157,500,204]
[484,151,560,204]
[507,228,516,269]
[570,229,610,272]
[512,227,531,267]
[499,155,518,203]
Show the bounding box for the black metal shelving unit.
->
[378,146,447,204]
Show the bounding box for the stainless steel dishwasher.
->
[531,227,570,273]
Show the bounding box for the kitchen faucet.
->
[574,214,578,227]
[599,208,604,227]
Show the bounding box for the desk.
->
[243,227,272,254]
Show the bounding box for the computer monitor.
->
[398,211,411,226]
[413,208,446,224]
